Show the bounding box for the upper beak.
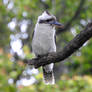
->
[48,21,64,28]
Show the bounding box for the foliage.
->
[18,76,92,92]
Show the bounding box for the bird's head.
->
[37,11,64,28]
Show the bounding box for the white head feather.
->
[37,11,56,22]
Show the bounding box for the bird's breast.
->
[32,27,56,55]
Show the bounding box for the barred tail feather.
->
[43,67,55,85]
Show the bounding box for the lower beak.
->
[49,21,64,28]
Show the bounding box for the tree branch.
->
[24,22,92,68]
[57,0,86,34]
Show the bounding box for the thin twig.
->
[57,0,86,34]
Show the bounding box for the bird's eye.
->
[46,19,53,22]
[39,18,55,24]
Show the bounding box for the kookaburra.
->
[32,11,63,84]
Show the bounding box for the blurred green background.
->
[0,0,92,92]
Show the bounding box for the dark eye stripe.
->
[39,18,55,23]
[39,20,46,23]
[46,19,53,22]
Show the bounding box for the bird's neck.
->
[35,23,55,35]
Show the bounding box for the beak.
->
[48,21,64,28]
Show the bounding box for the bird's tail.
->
[42,64,55,85]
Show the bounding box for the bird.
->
[32,11,63,84]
